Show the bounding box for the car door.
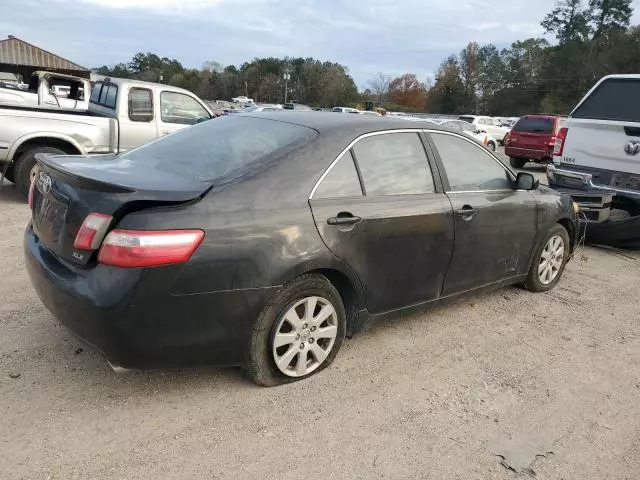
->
[426,131,537,295]
[309,131,454,314]
[158,90,212,137]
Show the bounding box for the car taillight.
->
[74,213,113,250]
[27,178,35,209]
[98,229,205,268]
[553,127,568,156]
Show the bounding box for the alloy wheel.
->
[272,296,338,377]
[538,235,565,285]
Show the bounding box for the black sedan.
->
[24,113,578,385]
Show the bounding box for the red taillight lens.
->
[98,229,205,268]
[553,127,568,156]
[74,213,113,250]
[27,178,35,209]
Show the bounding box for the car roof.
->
[240,111,448,135]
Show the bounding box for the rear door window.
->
[513,117,554,133]
[573,78,640,123]
[314,151,363,198]
[353,133,435,196]
[128,88,153,122]
[121,116,316,184]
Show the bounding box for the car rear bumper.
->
[24,225,277,369]
[547,164,640,200]
[505,145,550,161]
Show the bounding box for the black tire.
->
[487,141,496,152]
[1,165,14,184]
[523,224,570,292]
[510,157,526,169]
[244,273,346,386]
[14,146,67,197]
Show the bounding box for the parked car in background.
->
[0,71,89,110]
[459,115,511,145]
[331,107,359,113]
[505,115,565,168]
[240,104,283,112]
[0,77,213,195]
[283,102,313,110]
[439,119,496,151]
[25,113,578,385]
[231,95,254,104]
[548,74,640,248]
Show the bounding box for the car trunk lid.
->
[30,153,211,266]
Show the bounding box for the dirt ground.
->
[1,155,639,479]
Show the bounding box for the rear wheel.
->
[244,274,346,386]
[14,146,67,197]
[523,224,570,292]
[1,165,14,184]
[510,157,527,169]
[487,140,496,152]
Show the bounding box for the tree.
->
[428,56,464,114]
[387,73,426,110]
[459,42,479,113]
[541,0,590,43]
[367,73,391,104]
[589,0,632,38]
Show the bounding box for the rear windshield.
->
[572,78,640,123]
[120,116,317,183]
[513,117,554,133]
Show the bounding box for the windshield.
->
[121,116,317,183]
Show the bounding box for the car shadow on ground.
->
[0,182,24,204]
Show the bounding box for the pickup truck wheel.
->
[509,157,526,169]
[523,224,570,292]
[487,140,497,152]
[14,146,66,198]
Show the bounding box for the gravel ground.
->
[1,152,639,479]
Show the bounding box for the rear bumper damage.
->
[547,165,640,249]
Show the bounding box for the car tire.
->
[244,273,346,386]
[487,141,496,152]
[14,146,67,198]
[509,157,526,169]
[523,224,570,292]
[1,165,14,184]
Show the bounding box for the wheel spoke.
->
[315,324,337,340]
[276,346,298,370]
[538,259,547,275]
[310,343,328,364]
[305,297,318,324]
[544,265,552,283]
[296,351,308,376]
[284,309,302,330]
[273,332,297,349]
[313,304,335,325]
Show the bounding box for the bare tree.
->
[367,72,391,104]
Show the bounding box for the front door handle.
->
[327,213,362,226]
[455,205,479,221]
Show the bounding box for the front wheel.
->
[244,274,346,386]
[523,224,570,292]
[510,157,526,169]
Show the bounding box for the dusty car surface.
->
[24,112,578,385]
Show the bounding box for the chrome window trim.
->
[423,129,517,191]
[309,129,426,199]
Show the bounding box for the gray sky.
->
[3,0,640,88]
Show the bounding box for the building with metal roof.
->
[0,35,89,80]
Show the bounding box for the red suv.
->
[505,115,565,168]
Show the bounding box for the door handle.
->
[455,205,479,221]
[327,213,362,226]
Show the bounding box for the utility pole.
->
[283,71,291,104]
[245,81,248,97]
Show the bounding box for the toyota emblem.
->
[42,175,52,194]
[624,140,640,155]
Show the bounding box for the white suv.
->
[459,115,511,145]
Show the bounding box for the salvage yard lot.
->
[1,155,639,478]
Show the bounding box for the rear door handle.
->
[327,214,362,226]
[455,206,479,221]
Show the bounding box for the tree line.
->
[94,0,639,115]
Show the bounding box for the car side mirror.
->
[515,172,538,190]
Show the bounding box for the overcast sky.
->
[3,0,640,88]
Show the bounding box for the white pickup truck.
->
[0,77,213,195]
[548,74,640,248]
